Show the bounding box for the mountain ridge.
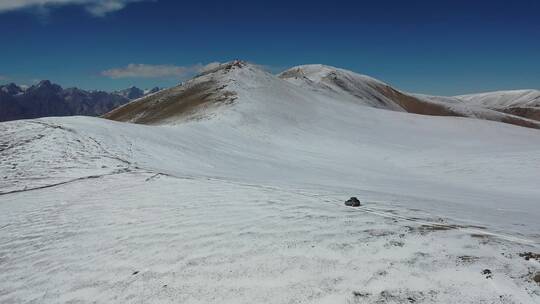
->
[0,81,162,122]
[104,61,540,129]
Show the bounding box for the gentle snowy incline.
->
[279,64,540,129]
[0,119,131,194]
[1,172,539,303]
[454,90,540,122]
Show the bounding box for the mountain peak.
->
[114,86,145,100]
[0,83,23,95]
[279,64,386,87]
[196,60,250,78]
[28,80,63,93]
[227,59,248,68]
[37,80,52,87]
[144,87,161,95]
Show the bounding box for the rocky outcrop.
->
[345,197,361,207]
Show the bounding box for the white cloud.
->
[199,62,221,73]
[0,0,151,17]
[101,62,221,79]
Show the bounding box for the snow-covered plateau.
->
[1,61,539,303]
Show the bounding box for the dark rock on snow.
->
[519,252,540,261]
[345,197,361,207]
[533,273,540,283]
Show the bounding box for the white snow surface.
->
[278,64,405,110]
[455,90,540,108]
[1,63,539,303]
[280,65,540,129]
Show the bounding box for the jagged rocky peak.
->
[0,83,23,95]
[115,86,145,100]
[36,80,54,88]
[220,59,248,70]
[29,80,63,93]
[195,60,250,77]
[145,87,161,95]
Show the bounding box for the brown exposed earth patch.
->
[377,86,540,129]
[104,80,236,124]
[377,85,465,117]
[494,107,540,122]
[496,113,540,129]
[458,255,480,263]
[405,223,487,236]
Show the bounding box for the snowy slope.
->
[279,64,540,129]
[278,64,405,110]
[456,90,540,108]
[2,171,539,303]
[1,61,540,303]
[454,90,540,122]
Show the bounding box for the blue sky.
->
[0,0,539,95]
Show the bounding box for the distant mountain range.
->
[0,81,161,122]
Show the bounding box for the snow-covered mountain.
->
[456,90,540,108]
[0,82,24,95]
[113,86,161,99]
[1,61,539,303]
[113,86,145,100]
[105,61,540,129]
[144,86,161,95]
[0,81,162,122]
[454,90,540,122]
[279,64,540,128]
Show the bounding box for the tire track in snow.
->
[0,169,131,196]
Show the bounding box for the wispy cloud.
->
[0,0,152,17]
[0,75,8,81]
[101,62,221,79]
